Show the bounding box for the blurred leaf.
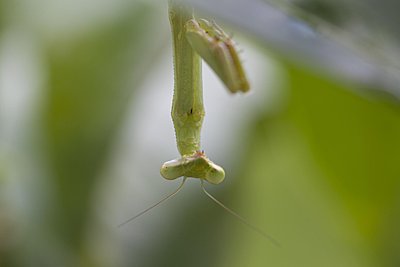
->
[41,2,165,259]
[287,62,400,266]
[287,63,400,239]
[217,60,400,267]
[0,0,4,30]
[186,0,400,99]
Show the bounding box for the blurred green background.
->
[1,1,400,267]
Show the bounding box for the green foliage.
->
[137,59,400,267]
[43,4,158,248]
[1,2,165,266]
[1,1,400,267]
[220,63,400,267]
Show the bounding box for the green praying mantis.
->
[119,1,278,246]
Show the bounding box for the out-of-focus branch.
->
[185,0,400,99]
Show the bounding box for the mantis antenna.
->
[118,177,187,228]
[200,179,281,247]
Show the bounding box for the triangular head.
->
[160,151,225,184]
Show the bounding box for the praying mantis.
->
[161,1,249,185]
[120,1,279,246]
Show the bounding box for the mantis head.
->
[160,151,225,184]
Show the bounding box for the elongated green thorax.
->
[169,4,204,156]
[164,2,225,184]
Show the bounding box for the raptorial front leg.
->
[162,1,225,184]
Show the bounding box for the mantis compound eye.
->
[205,163,225,185]
[160,158,186,180]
